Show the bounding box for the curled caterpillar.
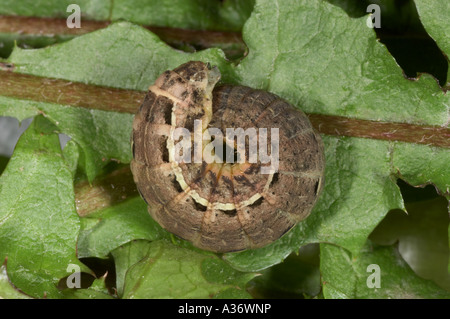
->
[131,61,325,253]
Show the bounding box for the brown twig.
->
[0,68,144,113]
[0,15,246,56]
[307,114,450,149]
[1,68,449,149]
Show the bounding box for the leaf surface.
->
[0,0,448,298]
[0,116,82,298]
[114,240,255,299]
[320,242,450,299]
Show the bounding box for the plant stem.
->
[1,68,449,148]
[0,15,246,59]
[0,67,144,113]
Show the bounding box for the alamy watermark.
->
[366,264,381,289]
[366,4,381,28]
[171,119,279,174]
[66,4,81,29]
[66,263,81,288]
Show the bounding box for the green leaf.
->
[1,21,230,181]
[0,33,73,60]
[60,274,115,299]
[77,197,168,259]
[0,0,449,298]
[320,242,450,299]
[237,0,448,125]
[0,264,32,299]
[7,22,230,91]
[61,139,81,177]
[370,197,450,290]
[247,244,321,298]
[0,96,135,182]
[223,0,449,270]
[110,0,253,32]
[60,286,115,299]
[0,116,82,298]
[414,0,450,82]
[111,239,152,297]
[114,240,255,299]
[0,0,253,32]
[0,0,110,19]
[391,141,450,200]
[0,1,252,59]
[224,137,405,271]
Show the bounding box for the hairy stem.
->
[0,67,144,113]
[0,15,246,58]
[1,68,449,149]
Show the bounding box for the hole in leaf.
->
[57,272,96,290]
[369,178,450,291]
[375,0,448,86]
[81,255,117,295]
[327,0,448,86]
[57,255,117,295]
[247,243,321,298]
[396,178,440,203]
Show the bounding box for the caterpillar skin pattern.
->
[130,61,325,253]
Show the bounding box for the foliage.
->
[0,0,448,298]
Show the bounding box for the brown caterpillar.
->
[130,61,325,253]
